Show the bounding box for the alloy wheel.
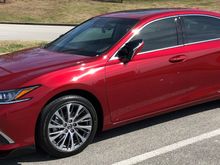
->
[47,103,93,152]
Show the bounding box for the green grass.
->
[0,1,219,53]
[0,0,219,24]
[0,41,47,54]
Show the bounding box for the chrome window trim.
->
[109,14,220,61]
[138,44,183,55]
[0,131,14,144]
[138,37,220,56]
[184,37,220,46]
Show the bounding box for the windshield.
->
[45,17,138,56]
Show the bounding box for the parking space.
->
[137,136,220,165]
[1,100,220,165]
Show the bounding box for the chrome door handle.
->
[169,55,187,63]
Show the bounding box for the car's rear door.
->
[178,15,220,102]
[106,17,191,122]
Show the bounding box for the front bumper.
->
[0,98,43,151]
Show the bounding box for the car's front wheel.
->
[37,95,98,158]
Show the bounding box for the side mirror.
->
[117,39,144,63]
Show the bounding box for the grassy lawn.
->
[0,1,219,53]
[0,0,219,24]
[0,41,46,54]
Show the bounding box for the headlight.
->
[0,86,39,104]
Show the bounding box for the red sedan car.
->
[1,8,220,158]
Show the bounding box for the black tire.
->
[36,95,98,158]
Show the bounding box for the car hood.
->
[0,48,91,74]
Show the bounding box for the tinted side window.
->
[131,18,178,52]
[182,16,220,43]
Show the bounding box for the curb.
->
[0,22,77,26]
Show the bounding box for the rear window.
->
[182,15,220,43]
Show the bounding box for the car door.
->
[177,15,220,102]
[106,16,191,122]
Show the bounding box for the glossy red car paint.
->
[1,8,220,152]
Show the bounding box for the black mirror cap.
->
[118,39,144,63]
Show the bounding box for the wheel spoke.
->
[67,133,71,150]
[51,118,62,125]
[49,130,64,141]
[75,113,91,123]
[49,130,64,136]
[75,125,92,131]
[75,129,86,143]
[54,111,66,124]
[78,118,91,123]
[60,108,66,121]
[66,103,72,121]
[49,123,64,129]
[72,105,84,121]
[75,132,81,145]
[69,133,75,150]
[59,133,68,149]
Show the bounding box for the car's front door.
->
[106,17,190,122]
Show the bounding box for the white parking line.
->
[112,128,220,165]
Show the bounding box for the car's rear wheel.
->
[37,95,98,158]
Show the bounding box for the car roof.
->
[100,8,216,20]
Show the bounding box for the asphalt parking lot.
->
[0,24,72,41]
[1,100,220,165]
